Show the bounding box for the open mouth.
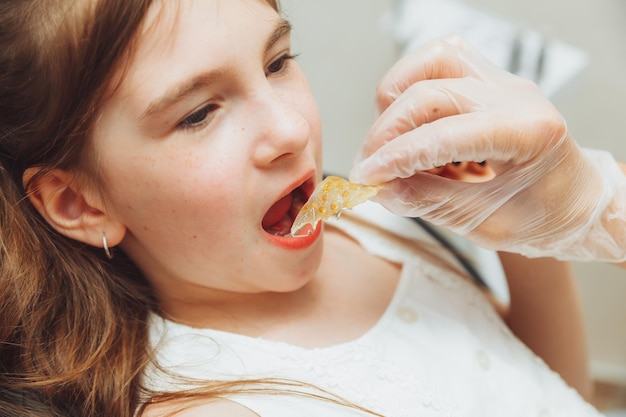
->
[262,182,310,237]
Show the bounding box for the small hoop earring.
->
[102,233,113,260]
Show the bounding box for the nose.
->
[247,88,311,167]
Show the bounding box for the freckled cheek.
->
[110,149,205,194]
[100,138,247,233]
[121,183,238,250]
[279,74,320,124]
[299,89,322,139]
[103,166,228,230]
[167,174,244,226]
[306,105,323,160]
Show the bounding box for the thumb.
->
[372,173,465,218]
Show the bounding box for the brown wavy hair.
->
[0,1,296,417]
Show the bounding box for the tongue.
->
[262,193,293,230]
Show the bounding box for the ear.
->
[23,168,126,249]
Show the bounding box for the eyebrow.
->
[266,18,292,51]
[141,18,293,120]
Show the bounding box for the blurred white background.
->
[281,0,626,395]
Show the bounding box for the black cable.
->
[410,217,490,290]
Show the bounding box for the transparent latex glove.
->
[350,36,626,262]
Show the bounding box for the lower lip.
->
[263,222,323,249]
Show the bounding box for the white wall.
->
[280,0,397,176]
[281,0,626,385]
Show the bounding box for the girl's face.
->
[92,0,323,305]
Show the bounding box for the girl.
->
[0,0,598,416]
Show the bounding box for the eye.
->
[265,53,298,76]
[178,103,218,130]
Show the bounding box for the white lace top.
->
[145,203,602,417]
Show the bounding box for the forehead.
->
[138,0,279,53]
[107,0,282,107]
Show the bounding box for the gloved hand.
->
[350,36,626,262]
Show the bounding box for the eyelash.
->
[265,52,299,76]
[178,103,218,130]
[178,53,300,130]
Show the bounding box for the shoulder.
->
[141,398,260,417]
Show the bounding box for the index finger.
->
[351,110,558,185]
[375,35,486,112]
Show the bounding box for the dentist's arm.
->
[350,36,626,266]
